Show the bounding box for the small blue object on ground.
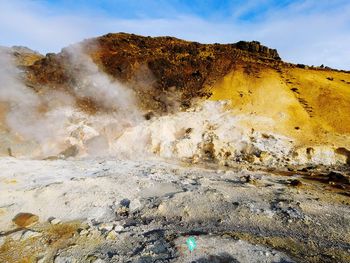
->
[186,236,197,252]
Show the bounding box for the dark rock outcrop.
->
[234,41,280,60]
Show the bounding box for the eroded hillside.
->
[1,33,350,167]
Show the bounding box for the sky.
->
[0,0,349,70]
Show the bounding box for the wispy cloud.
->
[0,0,349,69]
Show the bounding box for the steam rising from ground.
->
[0,49,68,154]
[0,46,143,158]
[66,44,141,118]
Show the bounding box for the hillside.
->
[0,33,350,263]
[0,33,349,167]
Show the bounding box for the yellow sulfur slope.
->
[209,64,350,148]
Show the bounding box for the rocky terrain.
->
[0,33,349,262]
[0,158,349,262]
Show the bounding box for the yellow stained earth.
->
[209,64,350,149]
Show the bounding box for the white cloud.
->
[0,0,349,69]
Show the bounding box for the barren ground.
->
[0,157,349,262]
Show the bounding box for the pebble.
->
[49,218,62,225]
[151,240,168,254]
[106,230,117,240]
[114,224,124,232]
[120,198,131,208]
[117,206,129,217]
[98,223,114,232]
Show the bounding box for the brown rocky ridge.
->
[25,33,282,113]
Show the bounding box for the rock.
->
[116,206,129,217]
[89,219,101,226]
[59,145,79,159]
[235,41,280,60]
[48,217,62,225]
[259,151,273,164]
[21,230,42,240]
[151,240,168,254]
[123,219,138,228]
[79,229,89,236]
[289,179,302,187]
[114,224,124,232]
[98,223,114,232]
[120,198,131,208]
[241,175,257,183]
[106,230,117,240]
[12,212,39,227]
[116,198,131,217]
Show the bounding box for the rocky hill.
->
[26,33,281,113]
[1,33,350,166]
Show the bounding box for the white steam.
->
[0,49,69,154]
[66,44,141,119]
[0,46,143,158]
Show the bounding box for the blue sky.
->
[0,0,349,69]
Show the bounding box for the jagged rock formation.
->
[235,40,280,59]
